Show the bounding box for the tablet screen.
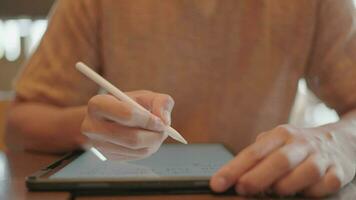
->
[50,144,233,180]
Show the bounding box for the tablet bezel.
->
[26,143,235,194]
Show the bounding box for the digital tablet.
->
[26,144,235,195]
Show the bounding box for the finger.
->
[128,90,175,125]
[126,90,161,111]
[151,94,174,126]
[90,139,153,157]
[273,154,330,196]
[210,131,288,193]
[82,116,168,150]
[237,143,310,195]
[95,144,162,161]
[303,166,343,197]
[88,94,132,121]
[88,94,166,132]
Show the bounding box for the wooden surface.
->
[75,186,356,200]
[0,150,70,200]
[0,101,9,150]
[1,149,356,200]
[76,195,252,200]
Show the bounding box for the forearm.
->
[6,101,87,153]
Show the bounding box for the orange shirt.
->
[14,0,356,152]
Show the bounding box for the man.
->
[6,0,356,197]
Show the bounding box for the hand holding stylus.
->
[76,62,186,160]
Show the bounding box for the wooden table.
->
[0,150,70,200]
[1,150,356,200]
[76,186,356,200]
[0,100,10,149]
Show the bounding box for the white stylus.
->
[76,62,188,144]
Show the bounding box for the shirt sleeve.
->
[14,0,101,107]
[305,0,356,115]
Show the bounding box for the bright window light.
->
[0,154,9,181]
[297,79,307,95]
[4,20,21,62]
[0,19,48,61]
[0,20,4,60]
[17,18,32,37]
[26,19,47,56]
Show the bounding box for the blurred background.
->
[1,0,353,149]
[0,0,55,149]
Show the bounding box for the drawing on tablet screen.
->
[50,144,233,179]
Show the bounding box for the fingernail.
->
[162,110,171,125]
[213,177,228,192]
[153,116,166,132]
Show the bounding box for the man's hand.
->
[81,90,174,160]
[210,124,356,197]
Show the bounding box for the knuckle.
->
[324,131,335,141]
